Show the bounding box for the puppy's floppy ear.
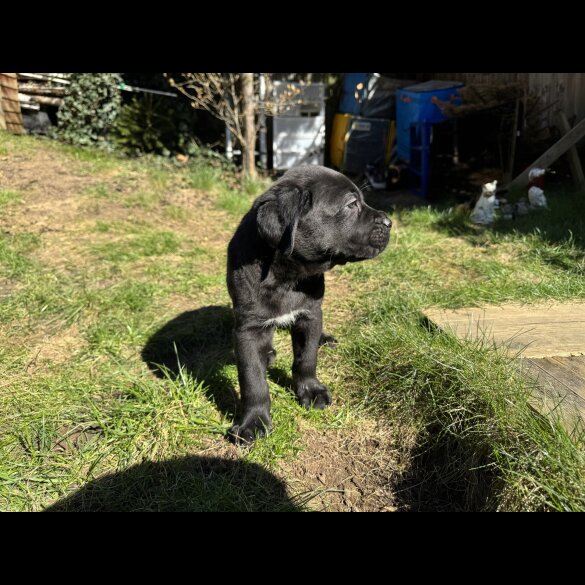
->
[256,185,311,256]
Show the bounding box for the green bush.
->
[113,95,177,156]
[56,74,122,148]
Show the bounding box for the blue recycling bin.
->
[396,80,463,162]
[339,73,369,115]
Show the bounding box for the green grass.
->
[0,190,22,208]
[341,295,585,511]
[121,191,163,209]
[91,230,182,262]
[216,187,255,217]
[0,232,41,278]
[84,184,112,199]
[333,190,585,511]
[164,205,191,222]
[1,131,584,511]
[188,164,223,191]
[215,175,270,217]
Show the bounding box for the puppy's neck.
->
[264,252,331,283]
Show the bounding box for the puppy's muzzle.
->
[369,214,391,249]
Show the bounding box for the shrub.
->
[56,73,122,148]
[112,95,175,156]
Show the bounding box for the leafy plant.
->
[112,95,176,156]
[56,73,122,148]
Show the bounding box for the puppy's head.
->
[254,166,391,265]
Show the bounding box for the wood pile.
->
[433,83,525,118]
[16,73,70,111]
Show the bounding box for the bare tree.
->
[241,73,256,177]
[166,73,302,176]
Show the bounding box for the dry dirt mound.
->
[280,420,401,511]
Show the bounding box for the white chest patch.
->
[263,309,309,328]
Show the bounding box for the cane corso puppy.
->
[227,165,391,444]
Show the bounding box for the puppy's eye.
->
[346,200,359,209]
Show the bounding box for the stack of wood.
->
[16,73,70,112]
[432,83,525,118]
[0,73,24,134]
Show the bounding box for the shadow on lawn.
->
[391,430,504,512]
[140,305,327,420]
[44,456,301,512]
[141,305,238,418]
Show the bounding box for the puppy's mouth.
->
[325,227,391,265]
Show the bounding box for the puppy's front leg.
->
[228,327,274,445]
[291,309,332,409]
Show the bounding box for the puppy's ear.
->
[256,186,311,256]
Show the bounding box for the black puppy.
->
[227,165,391,444]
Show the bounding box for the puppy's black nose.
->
[375,213,392,228]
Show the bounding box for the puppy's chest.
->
[262,308,310,328]
[260,279,322,327]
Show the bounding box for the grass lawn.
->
[1,130,584,511]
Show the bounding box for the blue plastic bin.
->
[396,80,463,161]
[339,73,369,115]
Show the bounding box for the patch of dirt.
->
[279,420,401,511]
[0,149,235,274]
[0,277,18,299]
[0,152,99,232]
[53,424,102,453]
[27,323,86,369]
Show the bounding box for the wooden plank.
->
[504,98,520,184]
[424,304,585,328]
[4,111,24,124]
[557,112,585,191]
[424,302,585,358]
[549,356,585,381]
[425,302,585,321]
[23,95,62,107]
[0,74,19,90]
[3,100,23,113]
[506,116,585,191]
[0,95,6,130]
[522,357,585,412]
[18,84,66,96]
[0,73,24,135]
[522,359,585,426]
[17,73,70,85]
[536,357,585,400]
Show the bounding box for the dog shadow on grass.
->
[44,455,301,512]
[141,305,239,418]
[141,305,311,420]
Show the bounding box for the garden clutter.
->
[470,180,498,224]
[527,168,548,208]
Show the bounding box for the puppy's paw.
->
[266,348,277,367]
[319,332,338,348]
[227,412,272,445]
[295,379,332,410]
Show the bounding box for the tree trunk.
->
[241,73,257,177]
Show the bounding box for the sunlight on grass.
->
[188,164,223,191]
[2,133,585,512]
[92,230,181,262]
[0,190,22,208]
